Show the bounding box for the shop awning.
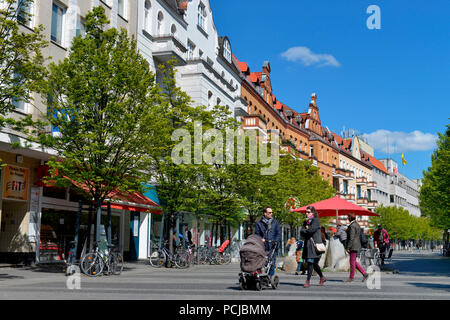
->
[103,190,162,214]
[36,165,162,214]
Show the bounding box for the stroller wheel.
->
[255,280,262,291]
[271,275,279,290]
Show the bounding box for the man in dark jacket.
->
[254,207,281,278]
[344,213,369,283]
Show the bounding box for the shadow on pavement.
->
[0,273,24,280]
[391,254,450,277]
[408,282,450,292]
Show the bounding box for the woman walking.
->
[300,206,327,288]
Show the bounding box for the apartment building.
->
[0,0,165,264]
[380,159,422,217]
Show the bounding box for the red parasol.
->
[290,196,379,220]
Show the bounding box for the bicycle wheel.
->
[175,252,190,269]
[149,249,165,268]
[81,253,104,277]
[223,252,232,264]
[111,252,124,275]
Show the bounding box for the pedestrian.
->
[254,207,281,280]
[184,226,193,247]
[321,226,329,244]
[360,228,368,249]
[344,213,369,283]
[335,222,347,247]
[295,239,307,275]
[286,237,297,256]
[374,224,390,265]
[300,206,326,288]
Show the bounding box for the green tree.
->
[419,124,450,230]
[0,0,47,135]
[370,205,442,241]
[147,60,219,252]
[31,7,160,237]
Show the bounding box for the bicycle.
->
[148,240,190,269]
[80,241,124,277]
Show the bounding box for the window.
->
[207,91,213,108]
[170,24,177,37]
[76,16,86,37]
[197,3,206,30]
[157,11,164,35]
[118,0,127,19]
[51,2,66,45]
[17,0,34,27]
[223,40,231,63]
[187,40,195,60]
[12,83,26,112]
[144,0,151,32]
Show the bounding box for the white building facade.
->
[136,0,246,117]
[380,159,422,217]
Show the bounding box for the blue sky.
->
[210,0,450,179]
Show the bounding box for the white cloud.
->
[362,130,438,153]
[280,46,340,67]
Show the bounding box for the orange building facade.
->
[234,56,340,186]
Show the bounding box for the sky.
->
[209,0,450,179]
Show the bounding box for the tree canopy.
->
[419,124,450,231]
[32,7,159,206]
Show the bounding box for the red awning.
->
[36,165,161,214]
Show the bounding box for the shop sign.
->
[3,165,29,201]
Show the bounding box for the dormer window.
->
[223,40,231,63]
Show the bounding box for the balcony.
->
[146,32,187,65]
[368,200,378,208]
[333,168,346,179]
[343,170,355,180]
[357,198,368,206]
[242,115,267,135]
[356,177,367,185]
[367,181,377,189]
[344,194,355,202]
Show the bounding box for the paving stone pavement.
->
[0,250,448,300]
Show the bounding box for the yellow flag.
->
[401,153,407,165]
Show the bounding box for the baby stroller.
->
[238,234,279,291]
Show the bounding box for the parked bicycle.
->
[148,240,190,269]
[80,241,124,277]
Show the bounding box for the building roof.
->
[362,151,389,175]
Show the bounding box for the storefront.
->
[36,183,161,263]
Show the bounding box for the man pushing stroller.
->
[254,207,281,279]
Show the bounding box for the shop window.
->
[43,186,67,199]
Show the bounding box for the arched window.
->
[223,40,231,63]
[157,11,164,35]
[170,24,177,36]
[208,91,213,107]
[144,0,151,32]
